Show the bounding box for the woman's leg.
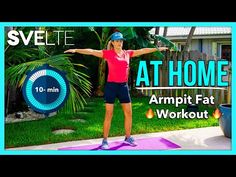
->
[121,103,132,138]
[103,103,114,139]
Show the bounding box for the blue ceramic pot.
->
[219,104,231,138]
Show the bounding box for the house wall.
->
[202,39,212,55]
[173,38,231,58]
[190,40,200,51]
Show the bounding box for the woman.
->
[64,31,168,149]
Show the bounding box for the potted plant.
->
[219,104,231,138]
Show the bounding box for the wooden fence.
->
[132,50,231,106]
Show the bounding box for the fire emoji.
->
[146,108,155,119]
[213,108,222,119]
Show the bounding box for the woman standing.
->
[65,32,168,149]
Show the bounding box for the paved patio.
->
[7,126,231,150]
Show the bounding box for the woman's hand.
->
[158,47,169,51]
[64,49,77,53]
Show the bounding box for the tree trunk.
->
[96,58,106,96]
[160,27,168,48]
[184,27,196,52]
[153,27,160,95]
[154,27,160,46]
[184,27,196,103]
[95,28,111,96]
[163,27,168,37]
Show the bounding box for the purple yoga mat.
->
[58,137,181,150]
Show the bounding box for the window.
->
[221,45,231,61]
[176,42,186,51]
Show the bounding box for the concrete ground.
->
[7,126,231,150]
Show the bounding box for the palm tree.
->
[5,27,40,115]
[5,54,92,114]
[5,27,92,114]
[163,27,168,37]
[184,27,196,52]
[154,27,160,45]
[89,27,173,96]
[88,27,113,96]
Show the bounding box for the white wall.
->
[202,39,212,55]
[190,40,200,51]
[173,38,231,57]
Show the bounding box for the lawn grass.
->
[5,97,218,148]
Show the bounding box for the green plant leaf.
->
[117,27,137,40]
[6,54,92,113]
[154,35,178,51]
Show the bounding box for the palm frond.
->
[5,47,38,67]
[118,27,137,40]
[89,27,102,45]
[6,54,92,114]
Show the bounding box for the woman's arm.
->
[132,47,169,57]
[64,49,103,58]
